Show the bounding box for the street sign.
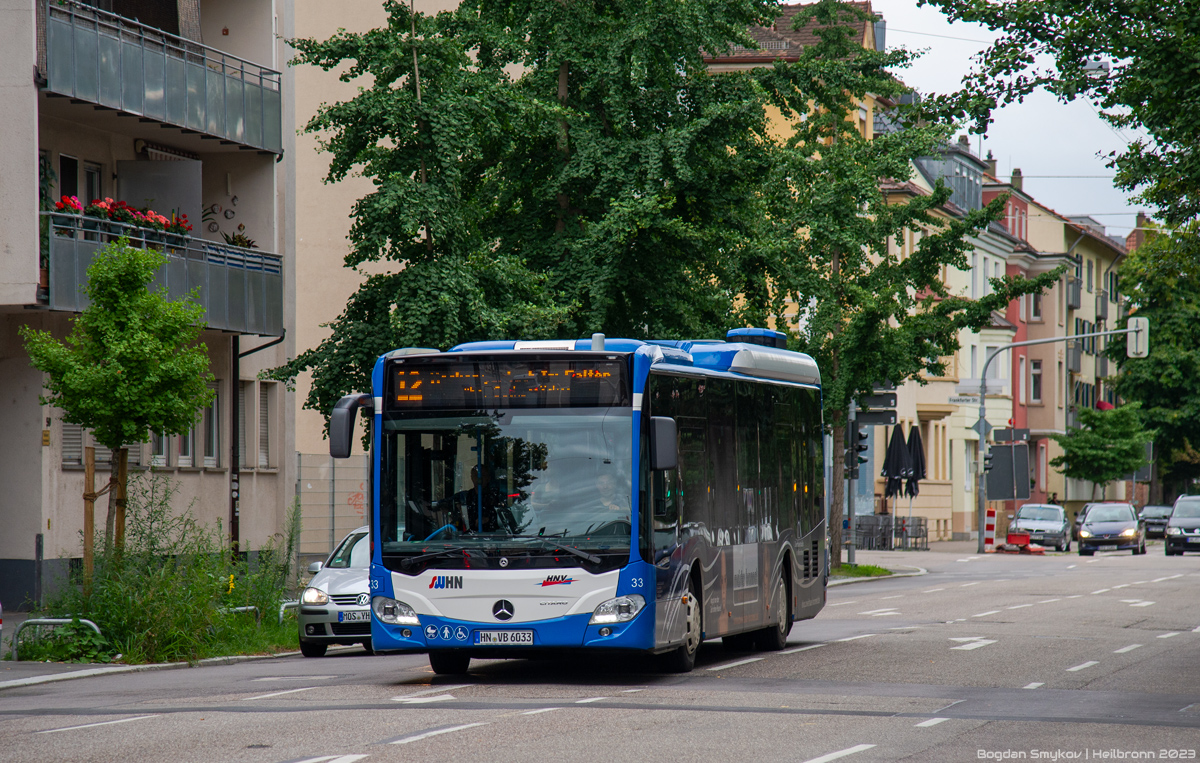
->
[873,381,896,392]
[993,428,1030,442]
[972,418,993,437]
[858,392,897,409]
[986,443,1031,500]
[857,410,897,426]
[1127,316,1150,358]
[948,395,979,405]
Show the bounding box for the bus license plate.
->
[474,630,533,646]
[339,610,370,622]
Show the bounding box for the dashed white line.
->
[836,634,877,642]
[1091,589,1111,594]
[1067,565,1077,569]
[36,715,159,734]
[923,588,946,593]
[828,601,860,607]
[243,687,318,701]
[1086,559,1099,564]
[621,689,645,693]
[1007,604,1033,610]
[915,717,950,727]
[394,694,456,704]
[858,608,898,615]
[521,708,560,715]
[294,756,369,763]
[395,684,472,698]
[390,723,489,745]
[951,639,997,651]
[1039,599,1061,604]
[1131,601,1156,607]
[1113,584,1130,589]
[1130,580,1148,585]
[972,610,1001,618]
[1153,575,1184,583]
[1114,644,1143,654]
[576,696,609,703]
[706,657,764,671]
[801,744,877,763]
[1067,661,1099,672]
[780,643,827,654]
[961,581,982,587]
[882,595,905,600]
[1023,682,1045,689]
[1066,595,1084,599]
[1193,626,1200,633]
[1158,632,1181,639]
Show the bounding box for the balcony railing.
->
[1067,277,1083,310]
[42,0,282,153]
[1098,355,1109,378]
[1096,290,1109,321]
[45,213,282,336]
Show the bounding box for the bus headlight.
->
[302,587,329,605]
[589,594,645,624]
[372,596,421,625]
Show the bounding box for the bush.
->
[20,472,301,664]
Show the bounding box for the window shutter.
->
[62,423,84,466]
[258,384,270,468]
[238,381,247,467]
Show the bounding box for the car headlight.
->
[302,586,329,605]
[372,596,420,625]
[589,594,646,625]
[1079,530,1092,538]
[1121,528,1137,537]
[1167,526,1183,536]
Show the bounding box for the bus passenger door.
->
[652,467,686,647]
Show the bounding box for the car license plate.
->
[1187,537,1200,544]
[474,630,533,646]
[338,610,371,622]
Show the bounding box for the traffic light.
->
[983,451,995,472]
[844,421,869,479]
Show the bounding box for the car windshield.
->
[1172,499,1200,519]
[1086,505,1134,523]
[380,408,633,564]
[1141,506,1172,518]
[1016,506,1062,522]
[327,531,369,569]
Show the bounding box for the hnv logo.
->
[428,575,463,590]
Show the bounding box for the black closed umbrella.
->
[905,426,927,522]
[881,425,913,511]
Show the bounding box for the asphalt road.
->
[4,542,1200,762]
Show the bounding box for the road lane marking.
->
[872,612,901,616]
[923,588,945,593]
[1067,661,1099,672]
[972,610,1001,617]
[1039,599,1061,604]
[1066,595,1083,599]
[1193,626,1200,632]
[392,684,472,700]
[1113,584,1130,589]
[621,689,645,693]
[1158,632,1181,639]
[706,657,764,671]
[781,643,827,654]
[858,608,898,614]
[1023,683,1045,689]
[836,634,876,642]
[243,687,318,700]
[915,717,949,727]
[394,695,456,704]
[1114,644,1143,653]
[961,581,982,587]
[36,715,159,734]
[390,723,488,745]
[1131,601,1156,607]
[951,639,997,650]
[293,756,370,763]
[828,601,860,607]
[1130,581,1148,585]
[1007,604,1033,609]
[882,595,905,600]
[949,637,989,642]
[1067,565,1077,569]
[1153,575,1184,582]
[801,744,876,763]
[521,708,560,715]
[252,675,336,682]
[1091,589,1111,594]
[576,696,609,703]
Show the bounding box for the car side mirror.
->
[649,416,677,470]
[307,561,323,575]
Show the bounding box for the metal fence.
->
[296,453,370,558]
[854,515,929,551]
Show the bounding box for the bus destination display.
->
[388,359,629,409]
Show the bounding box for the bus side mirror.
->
[650,416,677,470]
[330,393,374,458]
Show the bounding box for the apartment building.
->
[0,0,294,607]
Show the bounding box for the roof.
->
[704,1,875,64]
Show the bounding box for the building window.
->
[1086,260,1094,292]
[970,345,978,378]
[59,154,79,199]
[239,381,251,468]
[151,432,168,467]
[178,428,194,468]
[1032,293,1043,320]
[983,256,990,296]
[258,383,272,468]
[1019,355,1027,403]
[971,253,978,299]
[84,163,102,203]
[1031,360,1043,403]
[1058,361,1064,408]
[62,422,84,466]
[203,384,220,468]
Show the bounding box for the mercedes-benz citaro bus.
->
[327,328,827,675]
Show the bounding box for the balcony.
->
[1096,290,1109,321]
[1098,355,1109,378]
[1067,277,1083,310]
[1067,340,1082,374]
[41,0,282,154]
[1067,408,1080,429]
[45,213,282,336]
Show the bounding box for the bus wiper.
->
[399,546,470,571]
[527,537,601,565]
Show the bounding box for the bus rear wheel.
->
[429,652,471,675]
[660,578,702,673]
[755,570,792,652]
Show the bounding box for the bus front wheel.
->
[659,577,702,673]
[429,651,471,675]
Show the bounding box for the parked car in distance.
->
[1139,505,1173,538]
[1010,504,1071,551]
[1078,503,1145,556]
[1164,496,1200,556]
[298,526,372,657]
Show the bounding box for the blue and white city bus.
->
[328,328,827,674]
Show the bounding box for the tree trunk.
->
[104,446,120,554]
[555,61,571,234]
[114,446,128,553]
[830,422,845,570]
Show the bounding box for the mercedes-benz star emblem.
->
[357,593,370,606]
[499,557,509,568]
[492,600,515,621]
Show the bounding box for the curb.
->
[828,565,927,587]
[0,646,342,691]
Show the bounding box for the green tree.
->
[1105,225,1200,498]
[1050,403,1153,499]
[749,0,1061,561]
[919,0,1200,225]
[20,240,215,550]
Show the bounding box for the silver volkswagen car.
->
[299,526,373,657]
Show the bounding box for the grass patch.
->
[7,472,302,664]
[832,563,893,578]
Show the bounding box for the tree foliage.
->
[1050,403,1153,497]
[918,0,1200,225]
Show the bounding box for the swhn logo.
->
[429,575,464,589]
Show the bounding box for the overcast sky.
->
[871,0,1146,239]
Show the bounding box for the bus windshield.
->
[380,408,632,571]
